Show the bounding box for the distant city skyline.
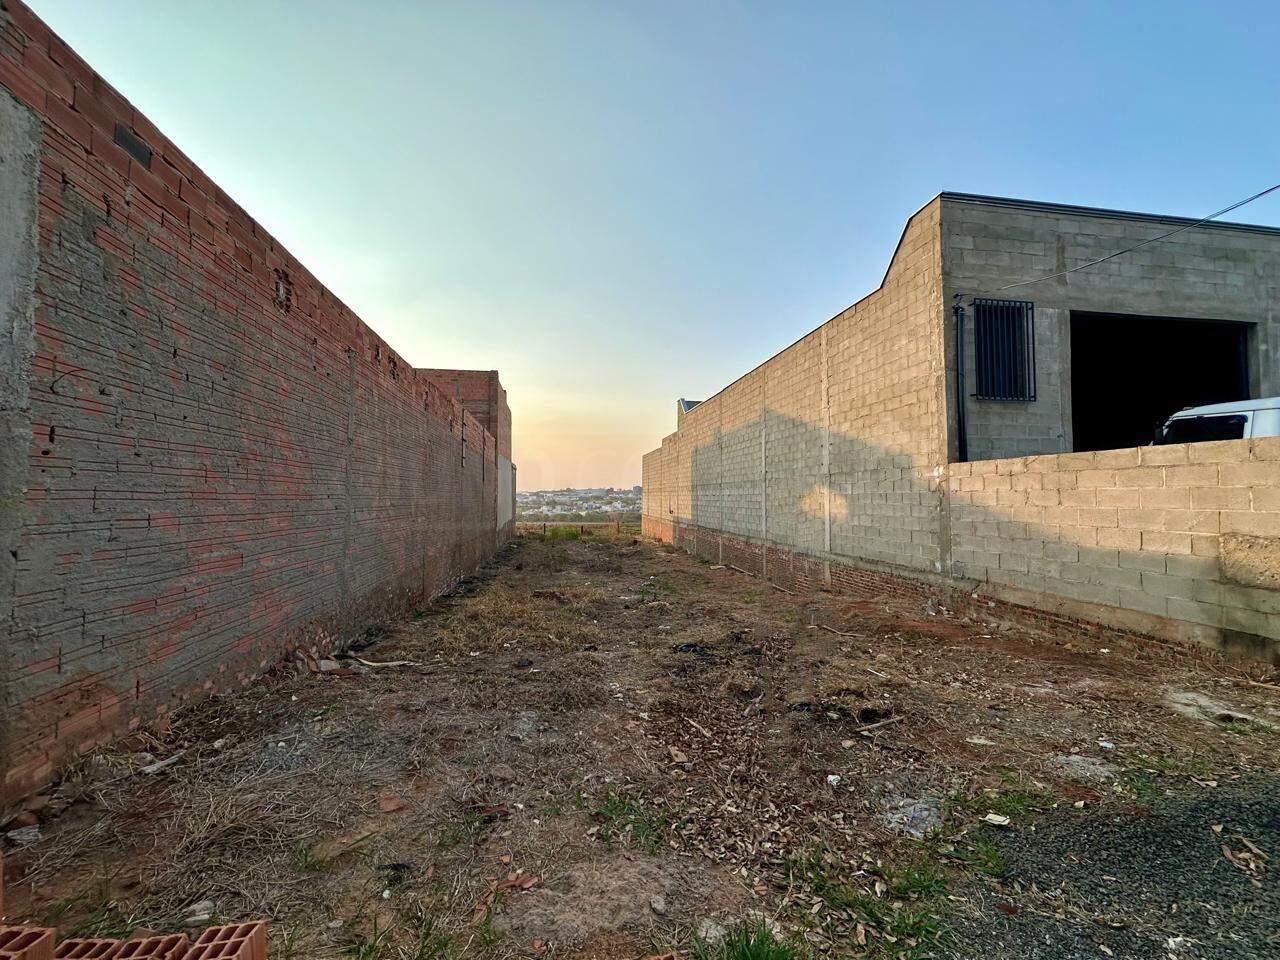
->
[29,0,1280,489]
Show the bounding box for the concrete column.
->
[760,375,768,578]
[821,325,832,584]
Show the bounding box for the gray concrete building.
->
[643,193,1280,661]
[944,194,1280,463]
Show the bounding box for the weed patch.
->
[437,808,484,849]
[540,526,582,541]
[42,892,144,940]
[786,847,951,957]
[639,576,681,600]
[347,918,394,959]
[404,912,451,960]
[954,832,1007,879]
[1221,718,1272,737]
[1131,752,1213,778]
[693,920,808,960]
[946,780,1050,821]
[593,792,667,852]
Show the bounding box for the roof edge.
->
[939,191,1280,237]
[679,196,944,420]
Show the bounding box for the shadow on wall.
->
[657,409,1280,663]
[685,409,943,575]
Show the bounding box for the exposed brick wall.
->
[419,369,511,461]
[949,438,1280,660]
[0,0,512,801]
[420,368,514,536]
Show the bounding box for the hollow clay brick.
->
[181,924,265,960]
[52,940,122,959]
[112,935,189,960]
[0,925,56,960]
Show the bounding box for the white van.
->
[1157,396,1280,444]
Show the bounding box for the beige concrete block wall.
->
[763,330,825,555]
[641,435,678,532]
[643,192,1280,658]
[719,369,764,539]
[949,438,1280,655]
[828,199,947,572]
[642,198,948,575]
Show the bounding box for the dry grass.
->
[5,534,1278,960]
[429,582,607,652]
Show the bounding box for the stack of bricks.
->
[0,924,265,959]
[0,0,511,804]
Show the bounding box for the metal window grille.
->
[973,298,1036,401]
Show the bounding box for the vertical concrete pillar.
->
[821,325,832,585]
[0,92,40,801]
[760,376,768,578]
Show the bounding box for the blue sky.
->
[29,1,1280,488]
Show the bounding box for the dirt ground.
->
[4,531,1279,960]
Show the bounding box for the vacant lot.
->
[4,531,1278,960]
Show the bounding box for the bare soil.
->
[3,532,1278,959]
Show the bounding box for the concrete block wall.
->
[0,0,511,801]
[827,199,947,571]
[948,438,1280,659]
[942,195,1280,460]
[643,192,1279,661]
[642,198,948,577]
[641,437,677,543]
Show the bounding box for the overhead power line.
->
[999,182,1280,290]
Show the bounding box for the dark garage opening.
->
[1070,312,1250,452]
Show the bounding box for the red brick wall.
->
[0,0,509,801]
[419,369,511,461]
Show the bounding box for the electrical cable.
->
[999,182,1280,290]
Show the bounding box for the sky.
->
[28,1,1280,490]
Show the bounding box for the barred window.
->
[974,298,1036,401]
